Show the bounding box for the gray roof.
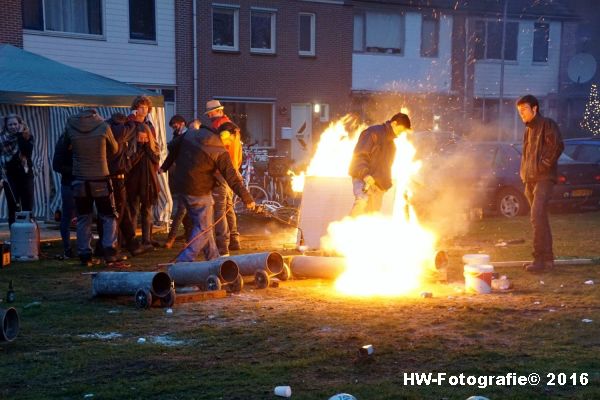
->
[0,44,163,107]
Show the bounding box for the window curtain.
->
[45,0,94,34]
[366,12,402,50]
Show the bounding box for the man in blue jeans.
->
[517,94,564,273]
[62,109,120,267]
[164,124,254,262]
[52,133,76,259]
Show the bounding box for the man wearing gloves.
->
[348,112,411,216]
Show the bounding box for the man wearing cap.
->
[205,100,244,255]
[348,112,412,216]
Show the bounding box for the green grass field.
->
[0,211,599,399]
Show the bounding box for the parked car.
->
[564,137,600,164]
[416,142,600,218]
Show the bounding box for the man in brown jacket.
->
[516,94,564,273]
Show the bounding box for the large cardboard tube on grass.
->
[0,307,19,342]
[91,271,172,298]
[168,259,239,287]
[224,252,284,276]
[290,256,347,279]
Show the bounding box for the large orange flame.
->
[289,116,367,192]
[297,114,438,297]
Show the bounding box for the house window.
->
[212,5,239,51]
[474,20,518,61]
[251,9,276,54]
[421,14,439,57]
[533,22,549,62]
[129,0,155,41]
[353,14,364,52]
[22,0,103,36]
[299,13,316,56]
[222,101,275,147]
[353,11,404,54]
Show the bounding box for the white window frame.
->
[212,4,240,52]
[319,103,330,122]
[22,0,105,40]
[298,13,316,56]
[250,7,277,54]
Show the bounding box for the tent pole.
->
[193,0,198,119]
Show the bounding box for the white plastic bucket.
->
[464,264,494,294]
[462,254,490,265]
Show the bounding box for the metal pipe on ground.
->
[0,307,19,342]
[168,259,239,289]
[224,252,284,276]
[289,255,347,280]
[91,271,173,298]
[491,259,594,268]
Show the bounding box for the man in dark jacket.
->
[162,126,254,262]
[52,133,75,259]
[63,109,119,267]
[348,112,411,216]
[160,115,192,249]
[517,94,564,273]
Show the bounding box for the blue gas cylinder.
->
[10,211,40,261]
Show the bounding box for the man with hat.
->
[205,100,244,255]
[348,112,412,216]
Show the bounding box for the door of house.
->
[290,103,313,168]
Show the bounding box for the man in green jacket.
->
[516,94,564,273]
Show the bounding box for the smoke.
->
[410,140,496,238]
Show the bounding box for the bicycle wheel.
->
[234,185,269,213]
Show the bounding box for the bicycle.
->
[262,155,291,204]
[233,144,269,213]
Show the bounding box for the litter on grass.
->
[78,332,122,340]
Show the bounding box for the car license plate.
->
[571,189,593,197]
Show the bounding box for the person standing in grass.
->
[205,100,244,255]
[126,96,161,250]
[0,114,34,226]
[63,109,120,267]
[52,132,75,259]
[167,124,254,262]
[516,94,564,273]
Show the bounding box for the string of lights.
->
[581,84,600,136]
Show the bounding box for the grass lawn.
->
[0,211,599,399]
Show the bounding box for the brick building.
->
[0,0,22,47]
[182,0,353,166]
